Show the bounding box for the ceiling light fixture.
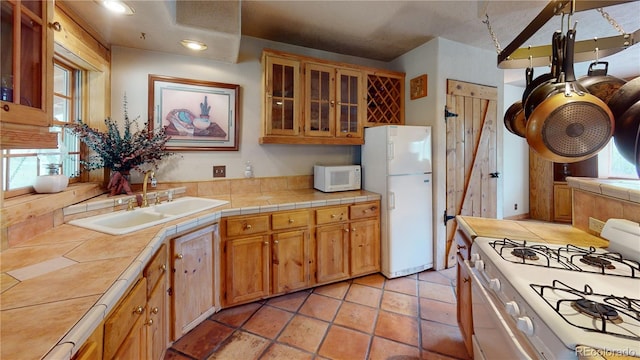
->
[100,0,135,15]
[180,40,208,51]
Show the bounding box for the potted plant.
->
[67,98,175,196]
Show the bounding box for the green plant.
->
[66,98,175,174]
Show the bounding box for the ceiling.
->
[61,0,640,86]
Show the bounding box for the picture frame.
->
[410,74,428,100]
[148,74,240,151]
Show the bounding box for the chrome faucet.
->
[141,170,155,207]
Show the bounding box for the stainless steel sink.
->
[68,197,228,235]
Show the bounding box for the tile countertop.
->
[566,177,640,203]
[456,216,609,248]
[0,188,381,360]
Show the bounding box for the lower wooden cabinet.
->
[104,277,148,360]
[144,244,168,360]
[171,225,218,339]
[553,182,572,223]
[349,218,380,276]
[315,223,350,283]
[224,234,271,305]
[272,229,310,294]
[455,229,473,358]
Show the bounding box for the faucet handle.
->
[127,198,136,211]
[155,193,162,205]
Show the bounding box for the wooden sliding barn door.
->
[445,79,498,267]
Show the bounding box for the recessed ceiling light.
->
[180,40,208,51]
[100,0,135,15]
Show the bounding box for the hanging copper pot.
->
[504,101,526,138]
[577,61,626,104]
[525,28,614,163]
[612,100,640,166]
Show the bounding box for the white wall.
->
[110,36,391,182]
[392,38,503,270]
[502,84,530,218]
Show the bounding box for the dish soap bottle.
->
[244,161,254,178]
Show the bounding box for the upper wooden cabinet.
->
[260,49,404,145]
[0,0,54,127]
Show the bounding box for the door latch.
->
[443,210,456,226]
[489,172,500,178]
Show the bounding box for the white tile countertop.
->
[566,177,640,203]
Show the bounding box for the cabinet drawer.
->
[226,215,270,237]
[272,210,310,230]
[104,277,147,360]
[349,202,379,220]
[143,243,167,297]
[455,229,472,260]
[316,206,349,225]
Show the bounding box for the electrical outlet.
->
[588,217,605,234]
[213,165,226,178]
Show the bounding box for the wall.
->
[502,84,530,219]
[391,38,503,270]
[110,36,391,183]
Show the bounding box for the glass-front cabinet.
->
[335,68,362,139]
[0,0,53,127]
[263,54,300,136]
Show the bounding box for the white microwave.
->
[314,165,361,192]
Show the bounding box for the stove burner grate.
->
[511,248,539,260]
[572,298,623,323]
[579,255,615,270]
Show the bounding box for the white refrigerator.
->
[361,125,433,278]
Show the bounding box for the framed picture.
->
[148,74,240,151]
[410,74,428,100]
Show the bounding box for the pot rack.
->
[497,0,639,69]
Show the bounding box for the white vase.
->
[34,164,69,194]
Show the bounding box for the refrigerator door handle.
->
[388,191,396,209]
[387,141,394,161]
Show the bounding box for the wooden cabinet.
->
[365,70,405,126]
[72,322,103,360]
[104,277,147,360]
[455,229,473,358]
[224,233,271,305]
[349,218,380,276]
[529,151,597,222]
[315,222,351,283]
[171,225,217,339]
[260,49,403,145]
[143,244,168,360]
[0,0,54,128]
[272,229,310,294]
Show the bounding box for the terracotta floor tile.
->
[369,336,420,360]
[381,291,419,317]
[375,310,420,346]
[171,320,234,358]
[438,266,458,281]
[163,349,194,360]
[420,298,457,326]
[421,350,467,360]
[420,320,470,360]
[207,331,270,360]
[419,282,456,303]
[352,273,386,288]
[418,270,454,286]
[318,325,371,360]
[266,291,308,312]
[345,283,382,308]
[210,302,261,328]
[260,343,314,360]
[385,277,418,296]
[277,314,329,353]
[333,301,378,333]
[298,293,341,322]
[313,281,351,299]
[241,306,293,339]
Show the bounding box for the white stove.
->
[466,219,640,360]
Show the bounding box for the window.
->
[598,138,638,179]
[1,60,82,196]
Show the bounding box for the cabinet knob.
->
[160,264,166,272]
[2,104,9,112]
[264,241,269,245]
[331,214,336,218]
[151,307,159,314]
[245,224,252,230]
[288,219,294,223]
[50,21,62,31]
[274,240,279,244]
[134,306,144,315]
[146,319,154,326]
[463,277,470,283]
[176,253,183,260]
[344,228,349,232]
[351,228,356,232]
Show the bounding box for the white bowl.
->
[34,175,69,193]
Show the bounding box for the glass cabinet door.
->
[336,68,362,138]
[0,0,53,127]
[304,63,334,137]
[264,55,300,136]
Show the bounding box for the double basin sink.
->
[68,196,228,235]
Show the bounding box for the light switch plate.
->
[213,165,226,178]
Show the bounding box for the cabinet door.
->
[456,255,473,358]
[304,63,335,137]
[104,278,147,360]
[365,72,404,126]
[335,68,363,139]
[172,226,215,338]
[272,230,310,294]
[315,223,350,283]
[553,183,572,223]
[0,0,53,126]
[224,234,270,306]
[264,55,300,136]
[110,313,147,360]
[349,219,380,276]
[147,274,167,360]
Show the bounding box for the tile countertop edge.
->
[566,177,640,204]
[42,191,381,360]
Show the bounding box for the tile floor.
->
[164,266,471,360]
